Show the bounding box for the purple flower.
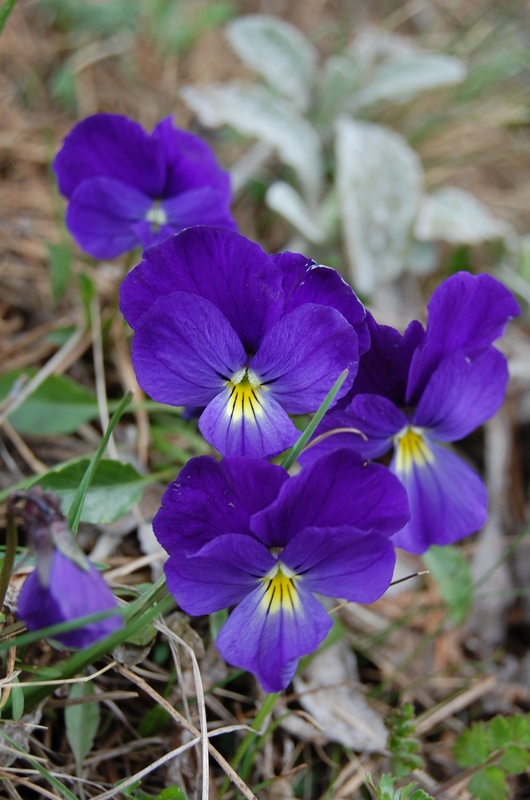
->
[53,114,236,259]
[302,273,520,555]
[13,491,122,648]
[120,226,368,459]
[154,450,409,692]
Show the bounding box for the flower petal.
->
[53,113,166,199]
[17,552,122,648]
[199,382,299,458]
[151,117,233,200]
[282,525,396,603]
[153,455,289,554]
[251,449,410,547]
[132,291,246,406]
[164,534,275,614]
[67,177,151,259]
[273,253,369,355]
[216,582,332,693]
[391,439,488,554]
[407,272,519,402]
[249,304,358,413]
[161,188,237,231]
[350,314,425,406]
[119,227,284,352]
[301,394,406,465]
[413,347,509,441]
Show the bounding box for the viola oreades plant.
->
[53,114,236,258]
[11,490,122,648]
[153,450,409,692]
[119,225,369,459]
[302,273,520,554]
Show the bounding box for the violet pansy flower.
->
[13,490,122,648]
[301,273,520,555]
[154,450,409,692]
[53,114,236,259]
[120,226,368,459]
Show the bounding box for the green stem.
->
[220,692,279,797]
[0,0,18,35]
[0,511,18,610]
[280,369,349,472]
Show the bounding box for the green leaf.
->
[486,716,513,750]
[423,544,473,626]
[468,766,507,800]
[24,458,148,525]
[499,745,530,776]
[0,371,99,436]
[65,681,100,775]
[47,241,72,302]
[10,675,24,722]
[454,724,489,768]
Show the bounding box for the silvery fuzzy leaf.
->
[313,54,363,133]
[225,14,317,112]
[266,182,325,243]
[336,118,423,294]
[406,239,439,275]
[415,186,508,244]
[348,24,415,67]
[181,83,323,200]
[350,52,466,110]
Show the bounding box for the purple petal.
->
[249,304,358,414]
[301,394,406,466]
[216,582,332,693]
[273,253,370,355]
[199,382,299,459]
[348,313,425,406]
[132,291,246,406]
[119,227,284,352]
[407,272,519,402]
[66,177,152,259]
[161,188,237,231]
[282,525,396,603]
[154,456,289,554]
[53,113,166,199]
[391,439,488,554]
[251,449,410,547]
[151,118,233,200]
[164,534,275,614]
[17,552,122,648]
[413,348,509,441]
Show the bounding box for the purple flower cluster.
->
[32,113,519,690]
[53,115,236,259]
[302,273,520,554]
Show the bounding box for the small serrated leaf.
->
[499,744,530,776]
[486,716,512,750]
[468,766,507,800]
[65,681,100,775]
[454,723,489,767]
[423,544,473,626]
[226,15,316,111]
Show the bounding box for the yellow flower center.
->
[394,425,434,475]
[260,562,299,615]
[226,368,266,423]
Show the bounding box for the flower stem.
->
[0,509,18,611]
[221,692,280,796]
